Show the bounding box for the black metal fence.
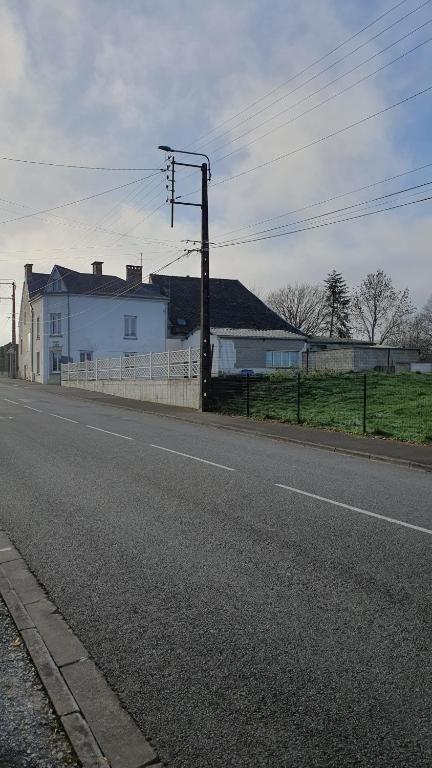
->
[209,372,432,443]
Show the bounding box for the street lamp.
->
[158,145,211,411]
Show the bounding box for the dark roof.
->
[150,274,302,335]
[27,265,163,300]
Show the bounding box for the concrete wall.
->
[353,347,419,370]
[304,349,354,371]
[61,378,200,409]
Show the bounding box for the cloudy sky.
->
[1,0,431,343]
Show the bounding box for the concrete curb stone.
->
[21,627,79,717]
[2,588,34,630]
[62,658,158,768]
[61,712,109,768]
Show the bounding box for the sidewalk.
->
[25,381,432,472]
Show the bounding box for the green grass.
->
[210,372,432,444]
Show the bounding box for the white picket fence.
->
[61,348,200,382]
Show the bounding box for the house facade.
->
[149,274,306,374]
[19,262,168,384]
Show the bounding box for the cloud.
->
[0,0,431,344]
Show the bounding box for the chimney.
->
[126,264,142,284]
[24,264,33,281]
[92,261,103,276]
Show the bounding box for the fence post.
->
[167,349,170,379]
[296,371,301,423]
[363,373,367,434]
[95,358,98,381]
[188,346,192,378]
[134,354,137,380]
[246,372,250,417]
[120,356,123,380]
[150,352,152,379]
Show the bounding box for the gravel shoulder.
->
[0,597,78,768]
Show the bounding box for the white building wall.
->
[20,288,168,384]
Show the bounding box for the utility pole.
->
[158,145,212,410]
[0,280,17,377]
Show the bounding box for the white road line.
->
[275,483,432,536]
[49,413,78,423]
[150,444,235,471]
[4,398,19,405]
[23,405,43,413]
[86,425,133,440]
[0,547,12,553]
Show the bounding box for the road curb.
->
[0,533,161,768]
[128,408,432,474]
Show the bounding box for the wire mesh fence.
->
[209,372,432,443]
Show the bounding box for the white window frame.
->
[50,312,62,336]
[124,315,137,338]
[51,278,62,292]
[266,350,299,368]
[36,316,40,339]
[79,351,93,362]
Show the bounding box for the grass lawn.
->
[210,372,432,443]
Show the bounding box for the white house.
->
[19,262,168,384]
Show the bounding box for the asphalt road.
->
[1,379,431,768]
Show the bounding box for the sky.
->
[1,0,431,344]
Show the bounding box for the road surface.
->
[0,379,431,767]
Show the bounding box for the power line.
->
[188,0,411,148]
[0,173,161,226]
[200,0,432,155]
[211,194,432,248]
[213,25,432,161]
[211,83,432,188]
[220,161,432,236]
[212,180,432,243]
[0,156,162,171]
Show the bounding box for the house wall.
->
[353,347,419,371]
[303,346,420,372]
[20,289,168,384]
[233,337,305,371]
[304,349,354,372]
[18,288,43,382]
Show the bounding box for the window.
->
[51,279,62,291]
[24,311,27,324]
[124,315,137,338]
[36,317,40,339]
[79,351,93,362]
[50,312,62,335]
[36,352,40,375]
[266,350,299,368]
[123,352,136,357]
[50,351,62,373]
[20,338,23,355]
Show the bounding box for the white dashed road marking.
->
[150,444,235,471]
[4,398,19,405]
[23,405,43,413]
[49,413,79,423]
[86,425,134,440]
[275,483,432,535]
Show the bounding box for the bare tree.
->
[388,294,432,358]
[267,283,328,335]
[351,269,414,344]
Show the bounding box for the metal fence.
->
[208,372,432,443]
[62,348,199,382]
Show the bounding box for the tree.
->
[324,269,351,337]
[267,283,328,335]
[351,269,414,344]
[388,294,432,358]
